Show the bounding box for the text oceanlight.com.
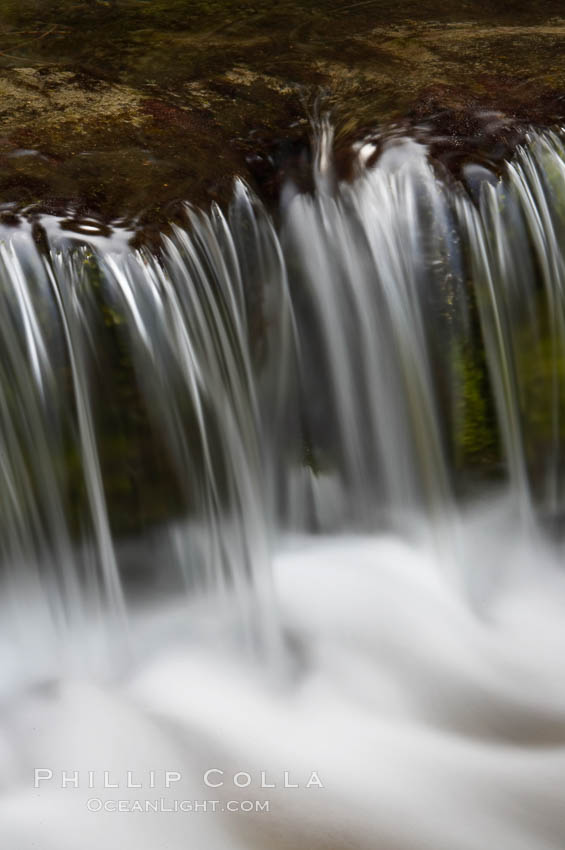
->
[85,799,271,813]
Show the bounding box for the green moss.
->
[452,340,500,468]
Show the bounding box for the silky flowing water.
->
[1,126,565,848]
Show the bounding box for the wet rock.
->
[0,2,564,223]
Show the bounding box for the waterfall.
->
[2,125,565,850]
[2,129,565,610]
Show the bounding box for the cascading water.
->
[2,125,565,849]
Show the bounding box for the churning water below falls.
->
[2,126,565,848]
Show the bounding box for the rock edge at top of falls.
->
[1,1,565,225]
